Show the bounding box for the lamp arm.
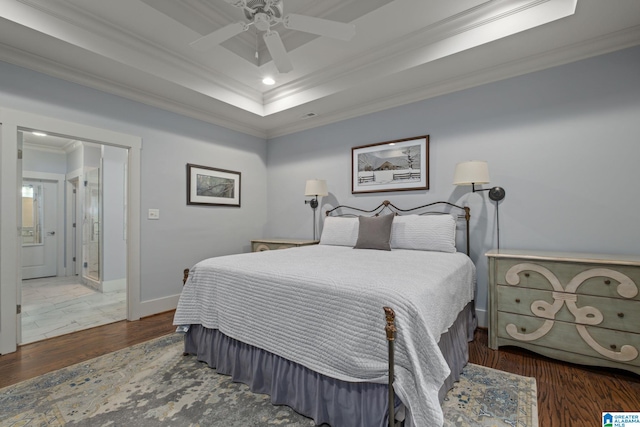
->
[304,195,320,240]
[304,195,319,209]
[472,184,506,202]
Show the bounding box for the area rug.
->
[0,334,538,427]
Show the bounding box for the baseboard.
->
[82,276,100,292]
[102,278,126,293]
[138,294,180,319]
[476,308,487,329]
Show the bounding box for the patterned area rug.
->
[0,334,537,427]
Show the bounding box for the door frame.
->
[22,171,66,277]
[0,108,142,354]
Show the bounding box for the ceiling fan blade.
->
[190,22,248,51]
[283,14,355,41]
[263,30,293,74]
[224,0,247,7]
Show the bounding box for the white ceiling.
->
[1,0,639,139]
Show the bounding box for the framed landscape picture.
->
[187,163,241,207]
[352,135,429,194]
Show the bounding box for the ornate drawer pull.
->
[515,298,520,303]
[618,312,625,318]
[604,279,611,285]
[610,344,617,350]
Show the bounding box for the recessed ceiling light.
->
[262,77,275,85]
[32,132,47,136]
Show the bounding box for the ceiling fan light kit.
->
[191,0,356,74]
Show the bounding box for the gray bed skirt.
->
[183,302,476,427]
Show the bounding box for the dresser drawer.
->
[252,242,293,251]
[251,239,319,252]
[488,250,640,375]
[497,285,640,333]
[497,312,640,367]
[495,259,640,301]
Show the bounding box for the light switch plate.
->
[148,209,160,220]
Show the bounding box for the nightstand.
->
[487,249,640,375]
[251,238,319,252]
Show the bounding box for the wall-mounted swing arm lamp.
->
[304,179,328,240]
[453,160,506,249]
[453,160,506,202]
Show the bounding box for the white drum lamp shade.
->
[453,161,490,185]
[305,179,328,196]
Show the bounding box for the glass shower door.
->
[83,168,100,283]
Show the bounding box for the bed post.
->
[383,306,397,427]
[464,206,470,256]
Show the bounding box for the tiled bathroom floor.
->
[20,276,126,345]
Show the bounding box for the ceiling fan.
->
[190,0,356,74]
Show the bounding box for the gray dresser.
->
[487,249,640,375]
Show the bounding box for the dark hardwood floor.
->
[1,314,639,427]
[469,328,640,427]
[0,310,176,389]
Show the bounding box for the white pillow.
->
[390,214,457,253]
[319,216,359,247]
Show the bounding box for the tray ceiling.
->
[0,0,639,138]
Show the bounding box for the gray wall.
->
[84,145,101,168]
[66,145,82,172]
[102,145,127,282]
[22,147,66,174]
[266,46,640,324]
[3,44,639,321]
[0,60,268,303]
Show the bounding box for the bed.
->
[173,201,477,427]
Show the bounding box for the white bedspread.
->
[173,245,475,427]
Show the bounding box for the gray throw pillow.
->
[353,214,394,251]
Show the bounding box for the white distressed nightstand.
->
[487,249,640,375]
[251,238,319,252]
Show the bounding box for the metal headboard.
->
[325,200,471,256]
[326,200,471,426]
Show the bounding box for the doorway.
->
[0,109,142,355]
[21,179,58,279]
[19,131,128,344]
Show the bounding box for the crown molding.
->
[4,24,637,141]
[23,141,65,154]
[261,0,575,113]
[9,0,577,118]
[2,0,637,140]
[0,42,268,139]
[16,0,265,109]
[266,25,640,139]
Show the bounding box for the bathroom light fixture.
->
[262,77,275,85]
[304,179,328,240]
